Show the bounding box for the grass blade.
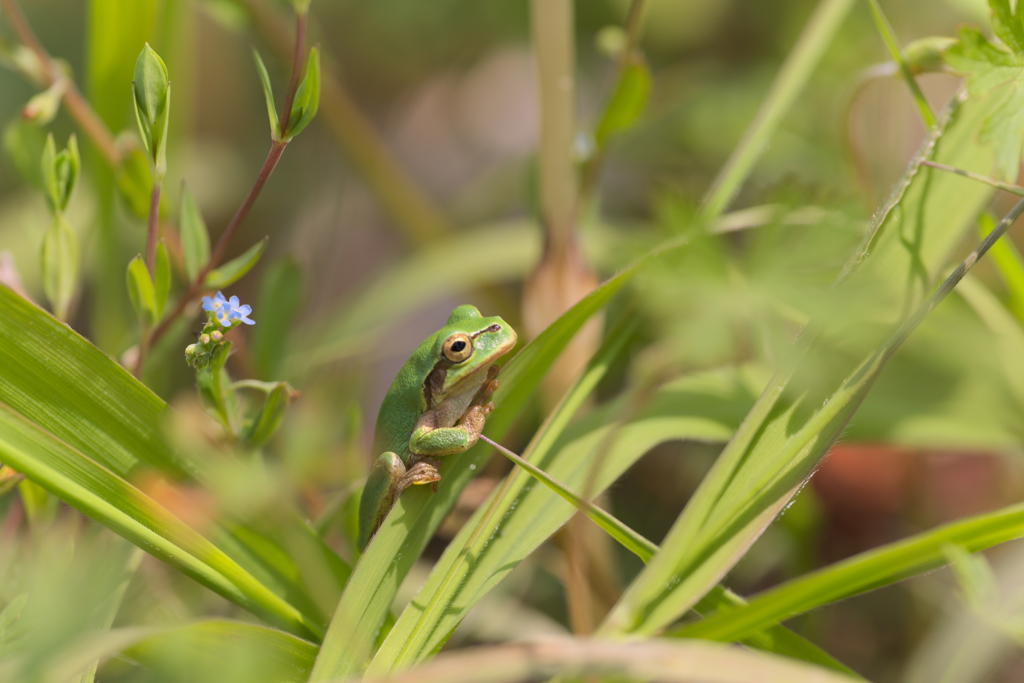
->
[673,500,1024,643]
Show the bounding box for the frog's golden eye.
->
[442,333,473,362]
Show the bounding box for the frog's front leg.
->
[357,451,441,550]
[409,403,491,457]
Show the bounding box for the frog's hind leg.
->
[358,452,442,551]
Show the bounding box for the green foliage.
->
[4,1,1024,682]
[252,48,282,142]
[285,46,321,140]
[131,43,170,179]
[126,254,157,326]
[204,238,268,289]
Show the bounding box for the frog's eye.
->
[442,333,473,362]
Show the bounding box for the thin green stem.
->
[866,0,935,129]
[697,0,857,222]
[147,140,287,349]
[922,160,1024,196]
[480,435,657,562]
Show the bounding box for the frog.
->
[357,305,517,551]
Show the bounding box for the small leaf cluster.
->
[253,45,321,142]
[39,133,80,321]
[186,295,294,449]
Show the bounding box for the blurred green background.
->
[3,0,1024,681]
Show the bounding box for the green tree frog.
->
[357,305,517,550]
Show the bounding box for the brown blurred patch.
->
[135,470,217,534]
[813,444,1013,564]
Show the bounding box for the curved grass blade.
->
[0,285,330,638]
[0,402,319,639]
[598,83,1008,639]
[673,500,1024,643]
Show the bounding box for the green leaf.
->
[125,254,157,326]
[41,213,80,321]
[154,240,170,318]
[596,87,1006,640]
[242,382,292,447]
[115,143,154,219]
[284,45,320,140]
[132,43,170,177]
[252,48,282,141]
[0,285,325,639]
[124,620,318,683]
[204,237,268,289]
[594,57,650,147]
[41,133,80,215]
[179,181,211,282]
[0,403,320,640]
[671,500,1024,644]
[197,342,234,432]
[990,0,1024,56]
[944,27,1024,180]
[252,257,303,379]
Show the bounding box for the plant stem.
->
[208,140,286,270]
[0,0,121,167]
[531,0,578,260]
[866,0,935,129]
[147,140,287,349]
[145,182,162,273]
[698,0,856,222]
[480,435,658,562]
[278,9,308,138]
[922,160,1024,196]
[240,0,453,245]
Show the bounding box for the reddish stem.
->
[0,0,121,166]
[279,10,308,138]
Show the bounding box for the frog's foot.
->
[399,457,441,493]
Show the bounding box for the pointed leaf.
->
[132,43,170,176]
[41,214,80,321]
[204,237,268,289]
[242,382,292,447]
[594,57,650,147]
[284,45,320,140]
[125,254,157,326]
[252,47,281,141]
[991,0,1024,56]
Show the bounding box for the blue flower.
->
[201,291,255,327]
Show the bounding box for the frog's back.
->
[371,332,438,459]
